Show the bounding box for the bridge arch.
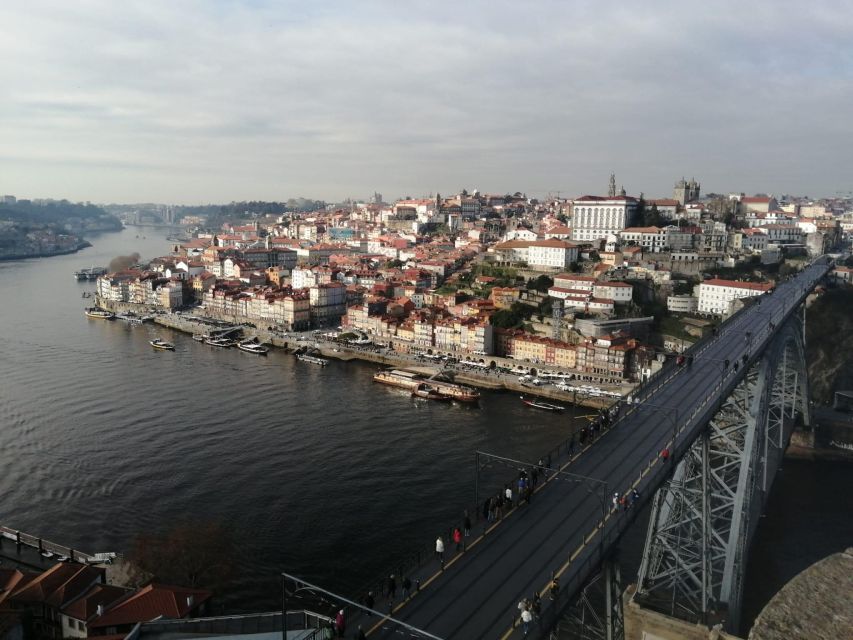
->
[635,312,811,632]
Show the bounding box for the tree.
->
[643,203,661,227]
[527,275,554,293]
[129,520,236,594]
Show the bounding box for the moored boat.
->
[296,353,328,366]
[520,396,564,411]
[84,307,114,320]
[204,336,235,348]
[238,340,269,355]
[192,334,208,342]
[412,383,452,401]
[149,339,175,351]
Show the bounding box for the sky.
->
[1,0,852,205]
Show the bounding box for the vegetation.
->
[489,301,534,329]
[129,520,236,594]
[0,200,116,226]
[805,287,853,404]
[527,274,554,293]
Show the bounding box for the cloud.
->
[1,0,851,203]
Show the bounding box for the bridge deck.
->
[356,261,830,640]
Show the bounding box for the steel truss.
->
[634,314,810,632]
[555,555,624,640]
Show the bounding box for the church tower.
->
[608,173,617,197]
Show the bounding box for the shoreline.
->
[95,298,619,409]
[0,241,93,262]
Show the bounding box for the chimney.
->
[186,595,195,608]
[96,604,105,616]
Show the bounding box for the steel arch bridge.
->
[634,310,811,632]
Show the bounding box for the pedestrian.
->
[402,576,412,600]
[483,497,491,522]
[355,625,366,640]
[549,575,560,601]
[612,492,619,511]
[435,535,445,566]
[630,488,640,508]
[505,484,513,507]
[660,448,670,463]
[532,592,541,620]
[521,607,533,635]
[386,574,396,601]
[463,510,472,537]
[453,526,463,552]
[334,609,345,638]
[364,591,374,616]
[516,599,528,627]
[532,466,539,489]
[620,494,628,511]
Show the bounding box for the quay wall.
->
[95,298,619,409]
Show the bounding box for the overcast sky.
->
[1,1,851,205]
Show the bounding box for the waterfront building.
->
[574,333,638,380]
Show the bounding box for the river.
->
[0,226,848,630]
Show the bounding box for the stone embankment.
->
[95,299,624,409]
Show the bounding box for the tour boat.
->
[204,336,235,348]
[149,339,175,351]
[238,340,270,355]
[296,353,328,366]
[412,383,452,401]
[84,307,114,320]
[520,396,565,412]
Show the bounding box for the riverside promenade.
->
[95,298,628,408]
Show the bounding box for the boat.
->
[238,340,269,355]
[373,368,425,390]
[412,383,452,401]
[373,369,481,403]
[149,339,175,351]
[204,336,235,348]
[192,334,208,342]
[74,267,107,281]
[84,307,114,320]
[296,353,328,366]
[520,396,565,412]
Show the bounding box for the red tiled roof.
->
[11,563,104,608]
[89,584,211,628]
[62,584,130,621]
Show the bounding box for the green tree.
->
[527,275,554,293]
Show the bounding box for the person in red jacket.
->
[334,609,345,638]
[453,526,463,552]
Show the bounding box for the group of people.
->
[483,468,541,522]
[515,592,542,635]
[611,488,641,512]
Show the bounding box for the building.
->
[309,282,347,327]
[697,278,773,316]
[574,333,638,380]
[571,196,639,243]
[673,178,701,205]
[489,239,578,269]
[667,294,699,313]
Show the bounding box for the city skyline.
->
[1,0,851,204]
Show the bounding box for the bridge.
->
[285,258,831,640]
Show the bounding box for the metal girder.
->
[634,316,810,632]
[555,557,623,640]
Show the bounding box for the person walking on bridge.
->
[505,484,513,507]
[463,510,471,537]
[435,535,445,568]
[334,609,345,638]
[452,526,463,552]
[386,574,396,601]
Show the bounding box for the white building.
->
[592,282,633,304]
[697,278,773,316]
[667,295,699,313]
[490,239,578,269]
[571,196,639,243]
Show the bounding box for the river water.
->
[0,227,848,628]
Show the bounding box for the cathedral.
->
[673,177,701,205]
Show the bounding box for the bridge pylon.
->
[632,313,810,634]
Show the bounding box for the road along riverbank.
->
[95,298,623,409]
